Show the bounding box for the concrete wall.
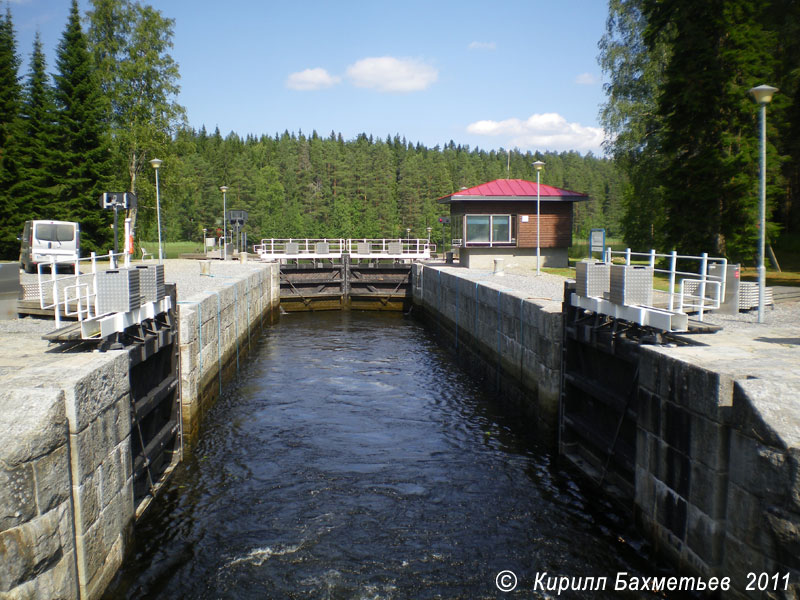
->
[458,247,568,270]
[411,264,563,442]
[636,347,800,597]
[0,350,132,600]
[177,263,280,440]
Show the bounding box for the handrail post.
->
[50,257,61,329]
[649,249,656,268]
[668,251,677,312]
[91,252,98,316]
[698,252,708,321]
[625,248,631,265]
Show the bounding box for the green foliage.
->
[0,1,622,259]
[10,34,59,222]
[601,0,800,262]
[87,0,185,238]
[144,128,625,248]
[599,0,670,251]
[50,0,113,254]
[0,7,22,257]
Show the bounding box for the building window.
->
[466,215,490,243]
[464,214,514,246]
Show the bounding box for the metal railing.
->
[35,250,132,328]
[605,248,728,320]
[34,249,173,340]
[253,238,434,261]
[346,238,433,259]
[252,238,346,260]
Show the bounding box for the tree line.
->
[600,0,800,261]
[145,129,624,247]
[0,0,625,260]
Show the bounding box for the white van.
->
[19,220,80,273]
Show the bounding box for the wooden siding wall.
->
[449,201,574,248]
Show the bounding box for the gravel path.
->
[428,263,568,303]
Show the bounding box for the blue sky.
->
[9,0,610,154]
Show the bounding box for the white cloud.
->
[575,72,599,85]
[286,68,341,91]
[467,112,605,153]
[346,57,438,93]
[468,41,496,50]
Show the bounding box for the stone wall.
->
[0,350,132,600]
[177,263,280,440]
[1,262,280,600]
[411,264,563,441]
[636,346,800,598]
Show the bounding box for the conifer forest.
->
[1,0,799,264]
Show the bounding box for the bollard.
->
[200,260,211,276]
[493,258,505,276]
[446,251,454,264]
[239,251,248,263]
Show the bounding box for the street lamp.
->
[219,185,229,260]
[532,160,545,276]
[149,158,163,263]
[749,84,778,323]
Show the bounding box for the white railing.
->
[346,238,433,260]
[253,238,346,260]
[34,248,171,339]
[605,248,728,320]
[36,250,130,329]
[253,238,434,261]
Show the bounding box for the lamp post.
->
[749,84,778,324]
[219,185,229,260]
[149,158,163,263]
[532,160,545,276]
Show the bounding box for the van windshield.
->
[35,223,75,242]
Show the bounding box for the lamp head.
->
[149,158,162,169]
[749,84,778,105]
[532,160,545,171]
[219,185,229,193]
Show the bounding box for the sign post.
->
[589,228,606,260]
[100,193,137,255]
[438,216,450,255]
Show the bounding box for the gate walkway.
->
[253,238,434,261]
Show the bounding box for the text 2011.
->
[746,572,790,592]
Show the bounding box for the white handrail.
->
[605,248,728,321]
[36,251,129,326]
[253,238,433,260]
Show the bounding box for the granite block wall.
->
[411,264,563,442]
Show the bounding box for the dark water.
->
[106,311,666,599]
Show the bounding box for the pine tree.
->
[51,0,113,254]
[0,7,22,258]
[643,0,780,258]
[11,34,58,220]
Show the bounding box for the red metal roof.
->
[438,178,588,202]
